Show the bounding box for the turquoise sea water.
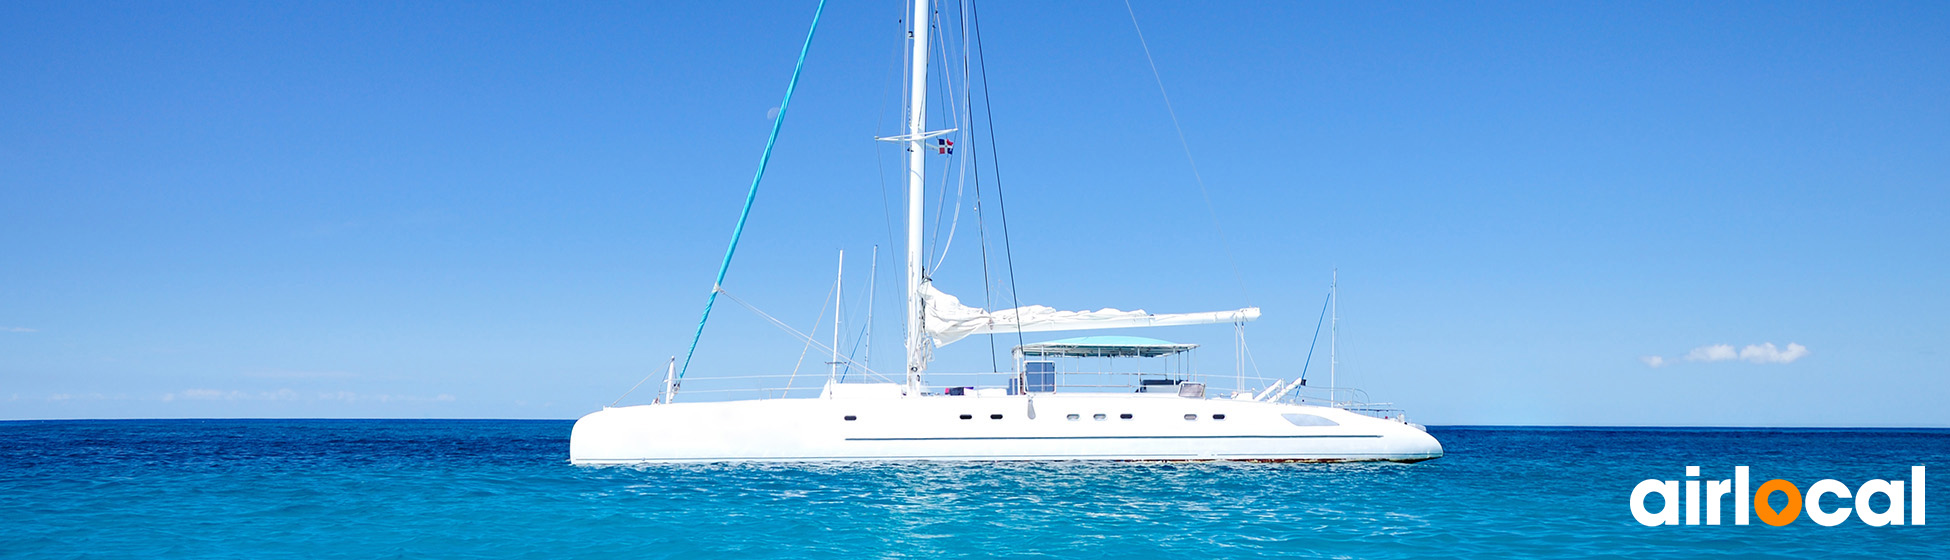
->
[2,421,1942,558]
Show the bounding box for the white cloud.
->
[163,389,300,402]
[318,391,456,403]
[44,393,129,401]
[244,369,361,380]
[155,389,456,403]
[1684,344,1739,362]
[1643,342,1811,367]
[3,326,36,333]
[1738,342,1810,364]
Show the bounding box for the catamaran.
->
[569,0,1442,464]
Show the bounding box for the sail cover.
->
[920,282,1259,348]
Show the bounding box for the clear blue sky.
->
[4,1,1945,425]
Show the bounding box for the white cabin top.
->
[1014,336,1199,359]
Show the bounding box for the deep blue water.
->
[1,421,1942,558]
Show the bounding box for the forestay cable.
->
[675,0,829,384]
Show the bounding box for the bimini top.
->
[1014,336,1199,358]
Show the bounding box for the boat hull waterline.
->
[570,387,1443,465]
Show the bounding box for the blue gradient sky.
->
[4,1,1945,425]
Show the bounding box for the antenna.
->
[1330,268,1338,407]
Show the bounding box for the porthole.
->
[959,414,973,420]
[1184,414,1197,421]
[1093,413,1107,421]
[1119,413,1134,420]
[990,414,1004,420]
[844,415,858,421]
[1067,414,1080,421]
[1213,414,1227,420]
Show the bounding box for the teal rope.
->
[678,0,828,383]
[1297,289,1331,385]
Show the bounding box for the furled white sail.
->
[919,282,1259,349]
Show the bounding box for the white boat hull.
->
[570,389,1442,464]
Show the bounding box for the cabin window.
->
[990,414,1004,420]
[959,414,973,420]
[1282,413,1340,427]
[1177,382,1205,398]
[1067,414,1080,421]
[1119,413,1134,420]
[1184,414,1197,421]
[1213,414,1227,420]
[844,415,857,421]
[1093,413,1107,421]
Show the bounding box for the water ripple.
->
[0,421,1943,558]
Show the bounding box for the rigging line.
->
[838,247,872,381]
[923,8,943,264]
[968,0,1026,349]
[1241,327,1263,382]
[676,0,828,382]
[959,0,1001,374]
[609,356,671,407]
[839,315,871,380]
[974,179,1000,373]
[873,8,902,278]
[1121,0,1251,307]
[868,12,903,378]
[719,287,891,381]
[859,246,879,379]
[785,271,840,398]
[925,8,969,275]
[1298,288,1331,385]
[928,6,972,274]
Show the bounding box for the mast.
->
[863,245,877,372]
[829,249,844,385]
[1330,268,1338,407]
[903,0,932,395]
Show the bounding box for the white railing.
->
[633,369,1323,405]
[626,369,1408,424]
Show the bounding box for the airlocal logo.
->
[1631,466,1925,527]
